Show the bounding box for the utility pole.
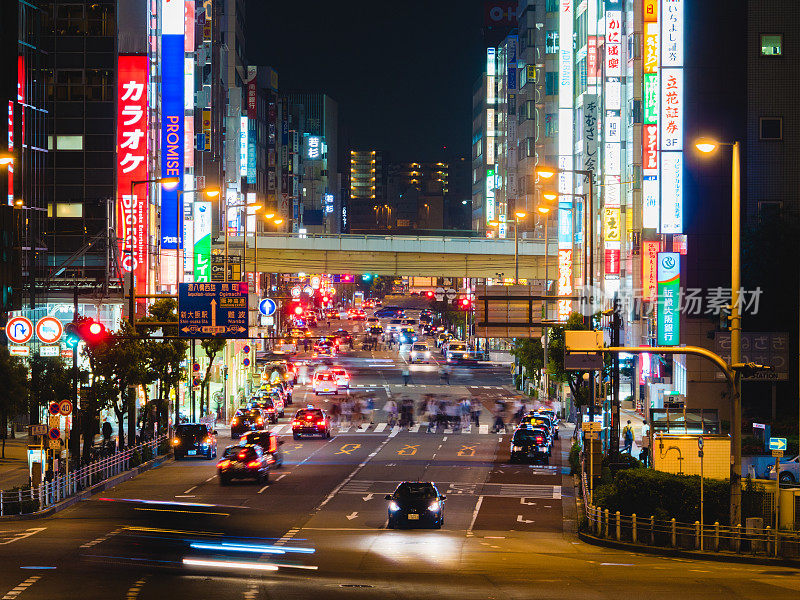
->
[611,297,621,454]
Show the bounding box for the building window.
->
[760,34,782,56]
[54,135,84,150]
[759,117,782,140]
[546,31,559,54]
[758,201,782,223]
[545,0,559,12]
[545,114,557,138]
[56,203,83,218]
[545,72,557,96]
[55,69,85,101]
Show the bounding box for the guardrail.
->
[0,434,168,517]
[578,462,800,559]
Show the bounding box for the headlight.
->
[512,445,523,451]
[428,500,440,512]
[389,501,400,511]
[172,438,180,446]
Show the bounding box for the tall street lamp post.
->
[695,137,743,527]
[538,205,552,397]
[488,211,528,283]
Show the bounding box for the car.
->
[509,426,551,464]
[239,430,284,468]
[172,423,218,459]
[402,319,418,327]
[366,316,380,327]
[374,306,403,318]
[409,342,432,363]
[445,341,475,363]
[313,340,336,358]
[535,410,560,439]
[331,328,353,344]
[329,367,351,389]
[292,407,332,439]
[398,327,418,345]
[312,370,339,395]
[521,413,555,444]
[217,444,271,485]
[768,455,799,483]
[436,332,452,348]
[266,385,288,414]
[230,408,266,437]
[386,319,404,334]
[385,481,446,529]
[273,380,294,405]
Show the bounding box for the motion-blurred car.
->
[436,332,452,348]
[312,370,338,395]
[509,426,551,464]
[313,340,336,358]
[250,399,278,424]
[409,342,432,363]
[292,407,332,439]
[217,444,271,485]
[239,430,284,468]
[386,319,404,334]
[385,481,446,529]
[329,367,351,389]
[374,306,403,318]
[398,327,418,345]
[230,408,265,437]
[172,423,217,460]
[520,413,555,443]
[445,341,475,364]
[768,455,799,483]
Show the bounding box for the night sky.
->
[245,0,489,162]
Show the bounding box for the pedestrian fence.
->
[0,434,168,517]
[579,468,800,559]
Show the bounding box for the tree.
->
[547,312,595,409]
[28,355,73,424]
[199,339,226,417]
[0,347,29,458]
[512,337,544,390]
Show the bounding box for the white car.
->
[386,319,403,333]
[329,367,351,389]
[409,342,431,363]
[446,342,475,363]
[768,455,799,484]
[312,371,339,395]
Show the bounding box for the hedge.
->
[592,469,766,525]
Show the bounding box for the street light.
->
[0,153,14,166]
[537,205,552,396]
[694,135,744,527]
[488,211,528,283]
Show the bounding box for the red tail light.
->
[247,460,261,469]
[535,436,544,444]
[238,451,247,460]
[316,422,325,429]
[217,460,230,469]
[267,408,275,412]
[257,417,264,424]
[269,436,278,452]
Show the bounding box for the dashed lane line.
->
[1,576,40,600]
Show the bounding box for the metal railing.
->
[579,464,800,559]
[0,434,168,517]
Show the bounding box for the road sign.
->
[48,427,60,440]
[585,431,601,440]
[48,415,60,429]
[259,298,277,316]
[290,286,301,298]
[9,345,29,356]
[698,436,704,450]
[39,346,60,357]
[769,437,787,452]
[210,254,242,282]
[445,288,457,301]
[49,439,61,450]
[582,421,602,432]
[178,282,249,339]
[243,357,251,367]
[192,362,200,372]
[35,316,63,344]
[772,449,784,458]
[29,424,47,436]
[310,275,321,289]
[434,287,445,302]
[6,316,33,344]
[48,401,60,416]
[58,400,73,416]
[242,344,250,354]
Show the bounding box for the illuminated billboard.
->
[642,240,660,301]
[117,55,149,304]
[160,0,185,250]
[193,202,211,282]
[657,252,680,345]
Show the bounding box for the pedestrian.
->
[491,403,506,434]
[446,400,460,432]
[402,366,411,386]
[340,398,352,428]
[365,396,375,424]
[639,420,650,466]
[622,420,634,454]
[330,400,341,426]
[460,397,472,430]
[101,420,113,444]
[472,402,482,427]
[440,366,450,385]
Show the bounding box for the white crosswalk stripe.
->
[312,422,504,436]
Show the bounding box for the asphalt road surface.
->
[2,319,798,598]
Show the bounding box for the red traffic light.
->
[426,291,434,298]
[294,305,303,315]
[77,318,108,347]
[88,322,103,336]
[459,298,472,309]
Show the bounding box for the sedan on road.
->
[230,408,265,437]
[312,370,339,395]
[217,444,271,485]
[239,430,284,468]
[386,481,446,529]
[509,426,551,464]
[292,407,332,439]
[409,342,432,363]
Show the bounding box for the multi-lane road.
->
[1,323,798,598]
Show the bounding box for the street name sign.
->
[178,282,249,339]
[582,421,602,432]
[769,437,787,452]
[29,424,47,436]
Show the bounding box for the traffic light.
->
[458,298,472,310]
[64,323,79,349]
[342,274,353,283]
[362,274,372,281]
[77,318,109,347]
[425,291,434,298]
[294,305,303,316]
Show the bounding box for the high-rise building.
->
[348,150,385,229]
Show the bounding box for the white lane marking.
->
[409,424,420,433]
[389,426,400,438]
[374,423,387,433]
[601,563,635,566]
[276,473,289,481]
[1,576,40,600]
[79,527,123,549]
[183,486,196,494]
[442,436,448,441]
[174,495,195,498]
[274,527,300,547]
[517,515,534,524]
[205,475,215,482]
[479,425,489,434]
[271,424,287,435]
[0,528,46,546]
[346,512,358,520]
[257,485,269,494]
[357,423,369,432]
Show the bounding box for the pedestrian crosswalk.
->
[346,384,508,390]
[268,422,507,436]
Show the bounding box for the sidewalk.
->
[0,436,34,491]
[620,407,646,457]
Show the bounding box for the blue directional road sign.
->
[259,298,277,317]
[178,282,249,339]
[769,437,787,452]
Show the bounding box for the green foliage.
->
[569,441,582,475]
[512,337,543,389]
[29,355,73,413]
[0,347,29,457]
[591,469,766,526]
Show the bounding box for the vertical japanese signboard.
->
[161,0,185,250]
[557,0,574,319]
[642,240,660,301]
[657,252,680,345]
[193,202,211,282]
[659,0,683,234]
[117,55,149,302]
[643,1,660,231]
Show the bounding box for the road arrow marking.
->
[210,299,217,326]
[346,512,358,520]
[362,494,374,501]
[520,498,537,506]
[516,515,534,524]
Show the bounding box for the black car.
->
[331,329,353,346]
[239,430,284,468]
[291,407,331,439]
[230,408,266,437]
[509,426,550,464]
[374,306,404,318]
[172,423,217,460]
[385,481,446,529]
[250,400,279,424]
[217,444,271,485]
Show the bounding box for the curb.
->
[0,453,172,522]
[577,530,800,568]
